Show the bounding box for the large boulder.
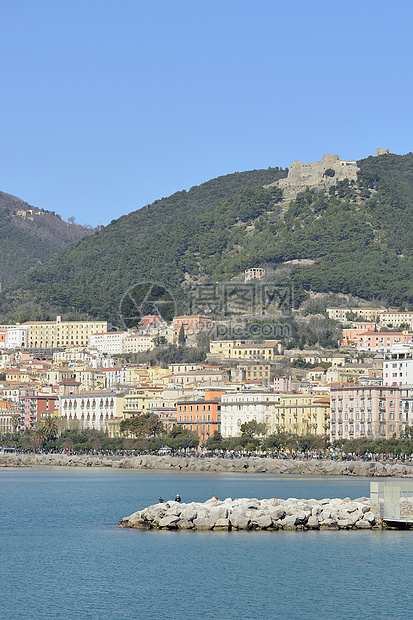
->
[230,515,252,530]
[306,515,320,529]
[193,517,215,531]
[158,515,181,529]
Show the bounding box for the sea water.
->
[0,467,412,620]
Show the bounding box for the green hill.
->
[3,153,413,323]
[0,191,91,287]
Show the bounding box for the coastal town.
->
[1,298,413,451]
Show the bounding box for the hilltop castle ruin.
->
[276,154,359,200]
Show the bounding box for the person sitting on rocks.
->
[159,497,164,503]
[175,494,181,503]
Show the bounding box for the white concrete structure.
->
[383,345,413,387]
[59,390,121,431]
[221,391,282,437]
[5,327,28,349]
[99,367,128,388]
[89,332,127,355]
[123,334,153,353]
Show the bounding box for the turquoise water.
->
[0,467,412,620]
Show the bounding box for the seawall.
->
[119,496,382,531]
[1,452,413,477]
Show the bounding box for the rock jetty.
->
[1,453,413,478]
[119,496,380,531]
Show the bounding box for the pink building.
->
[341,322,378,347]
[330,385,412,442]
[22,395,58,428]
[273,376,292,392]
[356,331,413,352]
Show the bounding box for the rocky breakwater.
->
[119,496,380,532]
[1,453,413,477]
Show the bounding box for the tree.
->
[43,416,58,440]
[240,419,267,438]
[166,426,199,450]
[120,414,164,438]
[11,414,21,433]
[178,325,186,346]
[153,335,168,347]
[32,425,45,449]
[205,430,227,450]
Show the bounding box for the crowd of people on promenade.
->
[2,447,413,463]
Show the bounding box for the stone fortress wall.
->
[269,148,390,202]
[277,154,359,200]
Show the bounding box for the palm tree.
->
[32,426,45,450]
[43,416,58,440]
[11,414,21,433]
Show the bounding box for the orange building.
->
[141,315,162,327]
[176,389,225,444]
[173,315,211,336]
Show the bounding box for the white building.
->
[5,327,28,349]
[123,334,153,354]
[59,390,121,431]
[383,345,413,387]
[99,367,128,388]
[89,332,127,355]
[220,391,281,437]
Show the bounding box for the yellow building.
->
[5,370,31,383]
[273,392,330,436]
[210,339,282,361]
[21,316,110,349]
[237,362,271,383]
[228,341,281,361]
[121,386,164,417]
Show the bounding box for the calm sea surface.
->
[0,466,412,620]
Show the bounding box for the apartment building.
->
[123,334,153,354]
[22,395,58,428]
[383,346,413,386]
[330,385,412,441]
[272,392,330,436]
[0,399,12,435]
[59,390,124,431]
[89,331,127,355]
[176,389,225,443]
[173,315,211,336]
[221,390,330,438]
[379,310,413,329]
[341,323,378,346]
[4,327,28,349]
[221,392,282,437]
[237,362,271,383]
[356,331,413,352]
[20,316,110,349]
[327,308,381,322]
[228,340,282,361]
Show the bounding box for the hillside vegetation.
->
[0,191,90,286]
[3,153,413,323]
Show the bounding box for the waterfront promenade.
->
[1,452,413,477]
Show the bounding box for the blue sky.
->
[1,0,412,226]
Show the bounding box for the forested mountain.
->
[3,153,413,323]
[0,191,91,285]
